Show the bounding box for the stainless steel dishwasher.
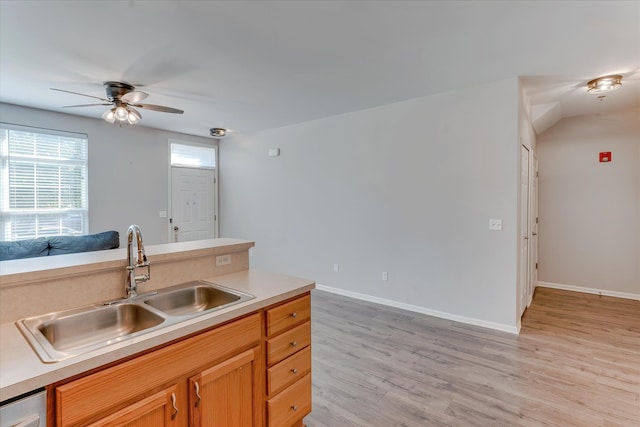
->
[0,389,46,427]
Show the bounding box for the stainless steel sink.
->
[39,304,164,351]
[144,281,255,316]
[17,304,165,362]
[16,281,255,363]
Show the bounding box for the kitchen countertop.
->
[0,269,315,402]
[0,238,254,288]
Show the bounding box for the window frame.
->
[0,123,89,241]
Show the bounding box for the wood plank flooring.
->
[305,287,640,427]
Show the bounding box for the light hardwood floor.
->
[305,287,640,427]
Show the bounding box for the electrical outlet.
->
[333,263,339,273]
[382,272,388,281]
[489,219,503,231]
[216,254,231,266]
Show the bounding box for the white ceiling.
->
[1,1,639,138]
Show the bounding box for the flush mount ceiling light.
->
[587,75,623,94]
[210,127,228,138]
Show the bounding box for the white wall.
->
[537,107,640,298]
[1,103,215,245]
[220,78,521,331]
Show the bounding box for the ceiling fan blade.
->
[50,88,109,102]
[122,91,148,104]
[62,103,112,108]
[134,103,184,114]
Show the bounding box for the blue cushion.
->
[48,231,120,255]
[0,237,49,261]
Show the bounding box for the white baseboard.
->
[537,281,640,301]
[314,284,519,334]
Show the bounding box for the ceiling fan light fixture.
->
[53,81,183,126]
[587,75,623,94]
[127,111,140,125]
[102,108,116,124]
[114,106,129,121]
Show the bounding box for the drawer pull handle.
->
[171,393,179,420]
[291,368,298,374]
[290,341,297,347]
[291,312,297,318]
[195,381,202,407]
[291,405,298,412]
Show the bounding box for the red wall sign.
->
[599,152,612,163]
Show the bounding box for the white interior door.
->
[519,145,530,317]
[529,154,539,306]
[170,167,215,242]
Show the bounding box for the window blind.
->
[0,124,88,240]
[170,142,216,169]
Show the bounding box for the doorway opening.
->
[519,144,539,320]
[169,141,218,243]
[519,145,531,318]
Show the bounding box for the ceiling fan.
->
[51,81,184,125]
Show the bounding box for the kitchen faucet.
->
[126,224,150,298]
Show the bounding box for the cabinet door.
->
[189,347,261,427]
[85,385,179,427]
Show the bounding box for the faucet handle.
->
[135,262,151,283]
[135,275,149,284]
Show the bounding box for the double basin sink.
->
[16,281,255,363]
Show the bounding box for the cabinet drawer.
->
[266,321,311,366]
[266,294,310,337]
[267,346,311,396]
[267,373,311,427]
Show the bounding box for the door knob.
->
[173,226,179,231]
[532,232,538,236]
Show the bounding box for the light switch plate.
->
[489,219,503,230]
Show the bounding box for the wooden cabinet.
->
[50,292,313,427]
[265,295,311,337]
[54,313,262,427]
[85,385,179,427]
[188,347,261,427]
[267,347,311,396]
[264,294,312,427]
[267,374,311,427]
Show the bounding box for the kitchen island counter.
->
[0,269,315,401]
